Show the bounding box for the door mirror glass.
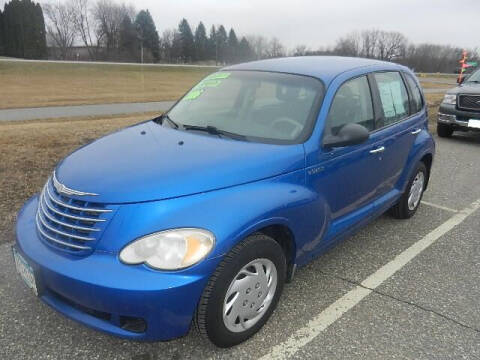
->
[323,123,369,148]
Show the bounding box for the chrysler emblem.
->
[52,171,98,196]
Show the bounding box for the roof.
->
[224,56,406,85]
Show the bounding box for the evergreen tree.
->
[227,28,238,63]
[0,9,4,55]
[135,10,160,62]
[119,15,138,61]
[3,0,46,59]
[238,36,253,62]
[216,25,228,64]
[178,18,194,62]
[194,21,207,61]
[207,24,216,62]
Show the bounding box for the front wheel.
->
[195,234,286,348]
[390,162,427,219]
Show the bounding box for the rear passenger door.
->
[369,71,426,198]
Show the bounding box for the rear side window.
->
[404,73,424,113]
[374,72,410,127]
[325,76,374,136]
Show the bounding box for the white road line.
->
[260,198,480,360]
[421,200,458,213]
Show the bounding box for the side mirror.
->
[323,123,369,148]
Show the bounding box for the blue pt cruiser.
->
[14,56,435,347]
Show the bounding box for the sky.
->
[3,0,479,51]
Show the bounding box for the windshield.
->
[166,71,325,144]
[466,69,480,82]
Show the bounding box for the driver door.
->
[308,75,385,221]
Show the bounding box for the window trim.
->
[402,71,425,115]
[321,74,376,147]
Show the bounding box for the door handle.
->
[369,146,385,154]
[411,129,421,135]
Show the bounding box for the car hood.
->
[447,82,480,95]
[55,121,305,203]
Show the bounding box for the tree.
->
[246,35,268,60]
[70,0,99,60]
[207,24,216,61]
[238,36,253,62]
[376,30,407,61]
[265,37,285,58]
[0,9,4,55]
[194,21,207,61]
[135,10,160,62]
[43,1,76,60]
[227,28,238,63]
[118,14,137,61]
[216,25,227,63]
[2,0,46,59]
[178,18,194,62]
[93,0,134,59]
[292,44,308,57]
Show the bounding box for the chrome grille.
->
[458,94,480,112]
[36,178,115,254]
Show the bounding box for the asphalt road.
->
[0,101,176,122]
[1,132,479,359]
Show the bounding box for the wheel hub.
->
[408,171,425,210]
[222,258,277,332]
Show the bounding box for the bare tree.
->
[334,32,361,57]
[292,44,308,56]
[376,30,407,61]
[93,0,135,59]
[70,0,99,60]
[44,1,76,59]
[361,29,379,58]
[265,37,285,58]
[246,35,268,60]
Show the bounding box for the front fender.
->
[97,169,326,266]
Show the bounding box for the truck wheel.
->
[390,162,427,219]
[437,123,453,138]
[195,233,286,348]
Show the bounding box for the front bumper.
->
[15,195,221,341]
[437,103,480,130]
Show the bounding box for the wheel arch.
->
[420,152,433,189]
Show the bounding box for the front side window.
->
[166,71,325,144]
[374,72,410,126]
[404,73,424,113]
[324,75,374,137]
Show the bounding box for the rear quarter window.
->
[404,73,424,113]
[374,72,410,127]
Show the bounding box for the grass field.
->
[0,61,215,109]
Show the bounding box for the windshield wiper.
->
[153,113,179,129]
[182,125,246,140]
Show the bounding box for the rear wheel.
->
[195,234,286,348]
[437,123,453,138]
[390,162,427,219]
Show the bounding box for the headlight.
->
[442,94,457,105]
[119,228,215,270]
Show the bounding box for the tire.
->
[194,233,286,348]
[437,123,453,138]
[390,162,427,219]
